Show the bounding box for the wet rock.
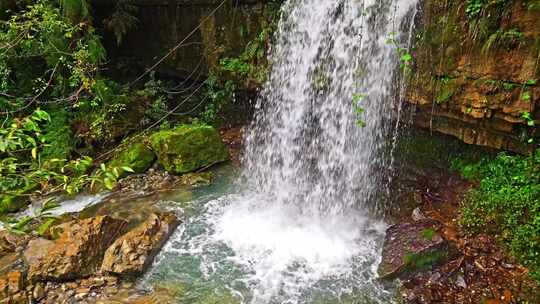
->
[149,125,229,174]
[378,220,451,279]
[177,172,214,186]
[24,216,128,282]
[101,213,179,277]
[23,238,55,266]
[117,169,179,193]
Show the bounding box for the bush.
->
[455,150,540,281]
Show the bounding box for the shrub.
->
[455,150,540,281]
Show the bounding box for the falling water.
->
[144,1,418,303]
[243,0,418,214]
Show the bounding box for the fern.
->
[481,28,524,55]
[58,0,91,23]
[104,0,139,45]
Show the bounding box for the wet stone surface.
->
[378,219,450,279]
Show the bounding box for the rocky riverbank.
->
[0,124,236,304]
[379,131,540,303]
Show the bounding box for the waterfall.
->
[144,1,419,303]
[243,0,418,215]
[218,0,419,302]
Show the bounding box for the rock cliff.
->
[407,0,540,153]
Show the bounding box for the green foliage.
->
[137,72,171,127]
[1,197,59,235]
[466,0,486,18]
[455,150,540,282]
[522,111,535,127]
[40,109,75,160]
[524,0,540,10]
[219,27,270,85]
[197,25,274,125]
[81,79,130,142]
[466,0,511,19]
[0,0,106,107]
[0,109,131,215]
[198,75,236,125]
[90,162,130,190]
[386,33,414,74]
[59,0,91,23]
[352,93,367,128]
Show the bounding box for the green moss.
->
[403,250,448,271]
[108,141,156,176]
[149,124,229,174]
[421,228,436,241]
[436,77,460,103]
[40,109,75,161]
[0,195,27,215]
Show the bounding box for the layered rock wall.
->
[407,0,540,153]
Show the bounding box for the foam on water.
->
[146,193,390,303]
[211,195,388,303]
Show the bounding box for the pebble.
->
[33,283,45,300]
[455,275,467,289]
[412,207,426,221]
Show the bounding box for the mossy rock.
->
[149,125,229,174]
[378,220,453,279]
[0,195,28,215]
[108,142,156,177]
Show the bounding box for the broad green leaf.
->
[121,166,135,173]
[104,178,115,190]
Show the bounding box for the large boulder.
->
[24,216,128,282]
[108,142,156,176]
[378,220,451,279]
[101,213,179,277]
[149,125,228,174]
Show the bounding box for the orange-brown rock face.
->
[0,271,25,303]
[101,213,179,277]
[24,216,128,282]
[407,0,540,153]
